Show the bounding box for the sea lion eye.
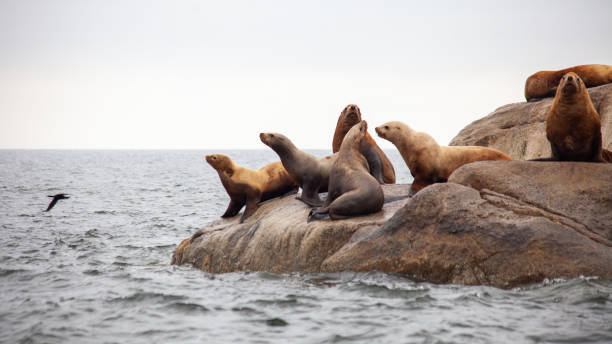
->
[384,125,389,130]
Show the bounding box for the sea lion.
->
[525,64,612,101]
[309,121,384,221]
[332,104,396,184]
[205,154,298,223]
[260,132,337,207]
[545,72,611,162]
[375,121,513,195]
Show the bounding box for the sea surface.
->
[1,150,611,344]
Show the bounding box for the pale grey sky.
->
[1,0,611,149]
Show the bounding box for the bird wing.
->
[45,198,59,212]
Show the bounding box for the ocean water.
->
[0,149,610,344]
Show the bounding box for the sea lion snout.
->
[205,154,218,167]
[375,124,391,138]
[259,132,280,144]
[342,104,361,122]
[561,72,580,95]
[205,154,220,166]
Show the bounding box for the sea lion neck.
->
[270,137,298,162]
[339,131,364,154]
[333,121,353,153]
[218,158,236,176]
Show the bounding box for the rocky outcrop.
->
[173,85,612,288]
[172,161,612,288]
[171,184,412,273]
[323,161,612,288]
[449,84,612,160]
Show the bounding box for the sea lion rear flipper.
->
[307,206,329,222]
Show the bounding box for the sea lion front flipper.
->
[297,180,324,207]
[409,179,429,196]
[240,193,261,223]
[222,199,244,218]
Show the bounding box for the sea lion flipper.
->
[307,206,329,222]
[297,180,324,207]
[222,199,244,218]
[240,198,260,223]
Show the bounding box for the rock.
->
[171,184,413,273]
[172,161,612,288]
[322,161,612,288]
[173,85,612,288]
[449,84,612,160]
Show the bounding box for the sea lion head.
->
[205,154,233,173]
[558,72,583,97]
[375,121,405,143]
[341,104,362,125]
[259,132,289,149]
[333,104,363,151]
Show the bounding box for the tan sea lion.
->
[525,64,612,101]
[309,121,384,221]
[545,72,611,162]
[205,154,298,223]
[375,121,513,195]
[332,104,396,184]
[260,132,337,207]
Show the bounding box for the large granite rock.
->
[172,161,612,288]
[449,84,612,159]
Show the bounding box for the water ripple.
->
[1,150,610,344]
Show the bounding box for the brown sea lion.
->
[545,72,611,162]
[260,132,337,207]
[205,154,298,223]
[525,64,612,101]
[375,121,513,195]
[332,104,396,184]
[309,121,384,221]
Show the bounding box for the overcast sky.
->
[1,0,611,149]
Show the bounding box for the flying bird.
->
[45,193,70,212]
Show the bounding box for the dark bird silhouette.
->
[45,193,70,212]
